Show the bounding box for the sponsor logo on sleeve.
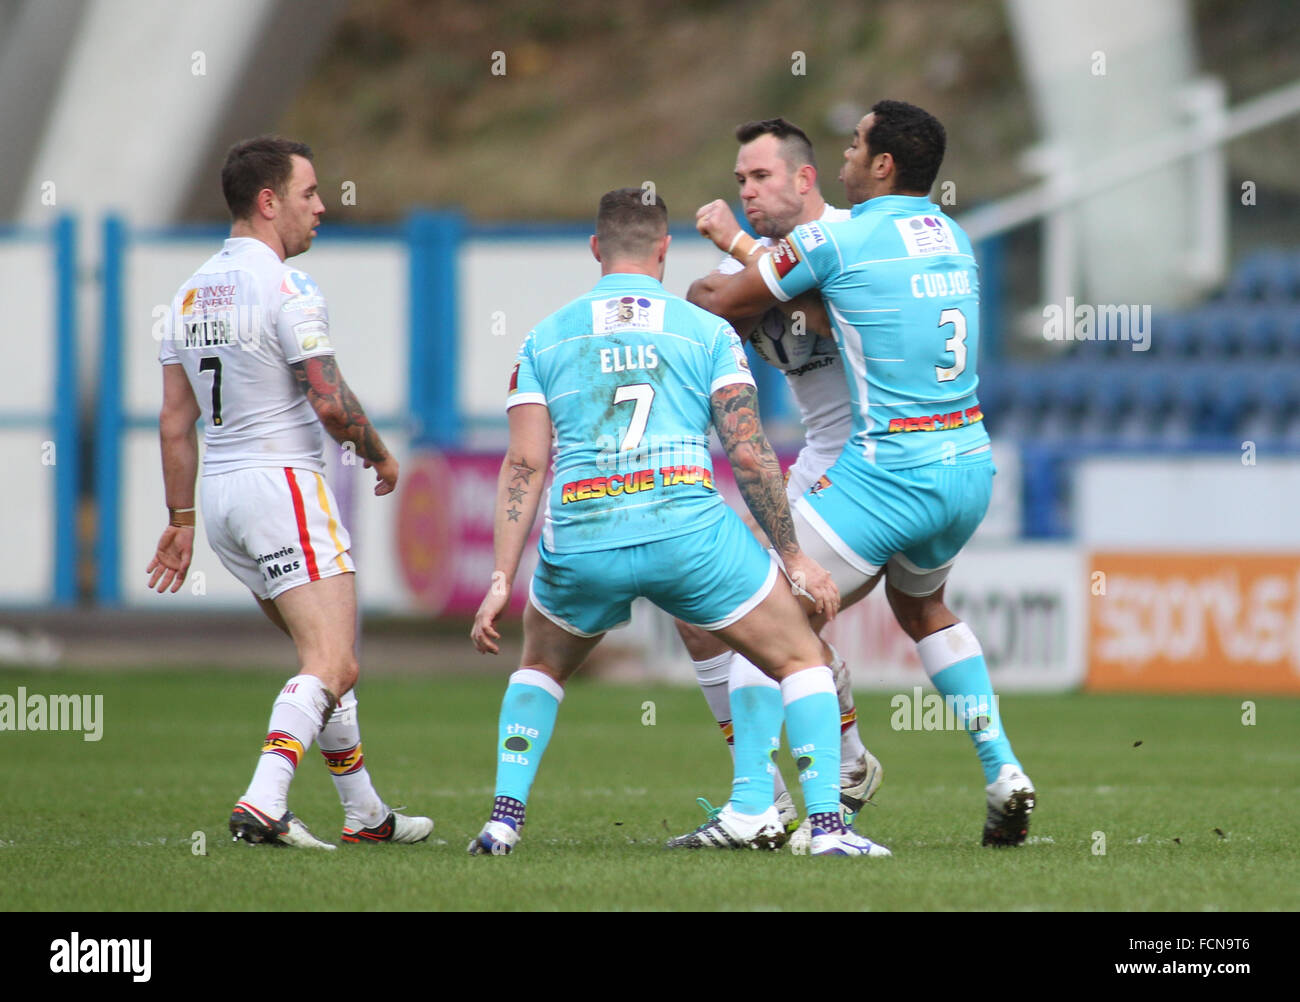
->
[728,335,751,372]
[292,320,330,351]
[280,270,326,314]
[280,270,319,298]
[508,362,520,394]
[895,215,958,256]
[793,222,827,250]
[770,238,801,278]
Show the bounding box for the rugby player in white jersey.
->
[147,136,432,849]
[673,119,881,837]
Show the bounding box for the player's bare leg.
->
[256,595,291,636]
[667,577,890,856]
[885,580,1035,847]
[470,600,604,855]
[518,598,606,686]
[269,572,360,697]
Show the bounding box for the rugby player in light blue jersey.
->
[673,119,882,842]
[691,101,1036,847]
[468,187,891,858]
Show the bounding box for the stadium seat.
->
[1225,252,1271,301]
[1236,309,1278,357]
[1237,369,1289,444]
[1186,306,1234,358]
[1219,308,1259,358]
[974,375,1006,428]
[988,365,1042,441]
[1169,365,1218,436]
[1089,309,1127,357]
[1036,367,1089,443]
[1259,252,1299,302]
[1150,314,1193,358]
[1077,364,1134,442]
[1259,367,1300,430]
[1209,368,1251,434]
[1273,307,1300,355]
[1131,364,1189,445]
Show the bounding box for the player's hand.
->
[696,199,742,253]
[471,576,511,655]
[784,551,840,622]
[146,526,194,594]
[365,454,399,496]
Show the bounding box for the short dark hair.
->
[735,117,817,172]
[595,187,668,260]
[864,100,946,194]
[221,136,313,220]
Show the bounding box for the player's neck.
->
[229,220,287,261]
[600,262,662,279]
[796,191,828,226]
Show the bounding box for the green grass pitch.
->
[2,668,1297,912]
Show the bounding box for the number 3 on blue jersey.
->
[935,307,967,383]
[614,383,655,450]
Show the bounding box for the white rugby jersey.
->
[717,204,853,456]
[160,237,335,475]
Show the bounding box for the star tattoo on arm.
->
[506,507,522,522]
[507,486,526,503]
[509,461,536,486]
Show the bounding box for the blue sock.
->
[727,654,782,815]
[493,669,563,806]
[780,666,841,819]
[918,622,1019,784]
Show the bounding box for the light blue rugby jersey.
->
[507,273,756,554]
[757,194,989,469]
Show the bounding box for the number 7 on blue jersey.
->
[613,383,654,450]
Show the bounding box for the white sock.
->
[826,642,868,774]
[693,652,734,740]
[240,674,335,818]
[319,688,388,830]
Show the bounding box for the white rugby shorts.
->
[200,466,354,600]
[785,446,840,501]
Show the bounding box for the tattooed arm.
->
[290,356,398,496]
[472,401,553,654]
[711,382,797,558]
[710,381,839,618]
[492,402,552,585]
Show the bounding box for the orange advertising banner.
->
[1088,553,1300,693]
